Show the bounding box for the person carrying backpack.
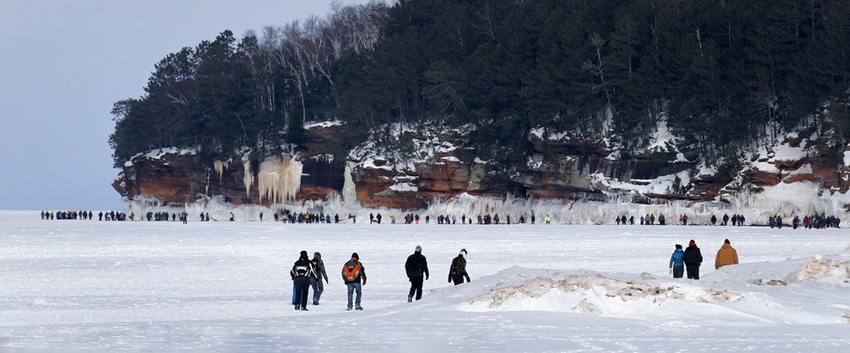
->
[449,249,471,285]
[405,245,430,302]
[311,252,329,305]
[290,250,316,311]
[342,252,366,311]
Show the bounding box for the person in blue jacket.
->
[669,244,685,278]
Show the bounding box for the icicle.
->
[257,155,303,204]
[213,160,230,183]
[343,161,358,205]
[242,159,253,198]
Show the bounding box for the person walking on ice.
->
[290,250,316,311]
[405,245,430,302]
[668,244,685,278]
[311,252,329,305]
[342,252,366,311]
[449,249,471,285]
[683,240,703,280]
[715,239,739,269]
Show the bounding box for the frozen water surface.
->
[1,211,849,352]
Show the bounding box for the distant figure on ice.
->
[658,214,665,225]
[369,213,374,224]
[342,252,366,311]
[722,213,729,226]
[311,252,329,305]
[545,215,551,224]
[229,212,235,222]
[290,250,316,311]
[669,244,685,278]
[259,212,263,222]
[629,216,634,225]
[710,215,717,226]
[684,240,703,280]
[405,245,430,302]
[615,216,621,225]
[714,239,739,269]
[449,249,471,285]
[376,213,382,224]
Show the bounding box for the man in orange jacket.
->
[715,239,739,269]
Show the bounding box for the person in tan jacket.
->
[715,239,739,269]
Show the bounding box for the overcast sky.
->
[0,0,373,210]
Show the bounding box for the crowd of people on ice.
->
[40,210,841,228]
[288,246,470,311]
[378,212,552,225]
[777,214,840,229]
[616,213,744,226]
[41,210,128,221]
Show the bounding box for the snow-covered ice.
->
[1,211,849,352]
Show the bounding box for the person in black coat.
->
[405,245,429,302]
[290,250,316,311]
[449,249,471,285]
[683,240,703,280]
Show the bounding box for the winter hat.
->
[415,245,422,253]
[689,240,696,247]
[675,244,682,249]
[460,248,467,256]
[300,250,309,259]
[724,239,730,244]
[351,252,359,260]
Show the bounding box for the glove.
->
[362,278,367,286]
[325,279,329,284]
[668,268,672,275]
[425,274,429,280]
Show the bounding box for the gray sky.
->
[0,0,370,210]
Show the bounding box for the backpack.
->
[344,261,360,282]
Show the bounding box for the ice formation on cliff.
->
[342,161,358,205]
[213,160,230,183]
[257,155,303,204]
[242,159,253,198]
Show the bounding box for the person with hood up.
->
[290,250,316,311]
[668,244,685,278]
[683,240,703,280]
[311,252,329,305]
[405,245,430,302]
[342,252,366,311]
[449,249,471,285]
[714,239,739,269]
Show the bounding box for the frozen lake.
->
[1,211,849,352]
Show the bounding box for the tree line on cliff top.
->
[110,0,850,171]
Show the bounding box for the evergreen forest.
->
[110,0,850,170]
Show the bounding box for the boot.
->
[355,306,363,311]
[407,296,412,303]
[313,299,319,306]
[301,307,309,311]
[294,304,300,311]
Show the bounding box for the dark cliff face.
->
[113,125,850,210]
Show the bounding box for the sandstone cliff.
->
[113,122,850,212]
